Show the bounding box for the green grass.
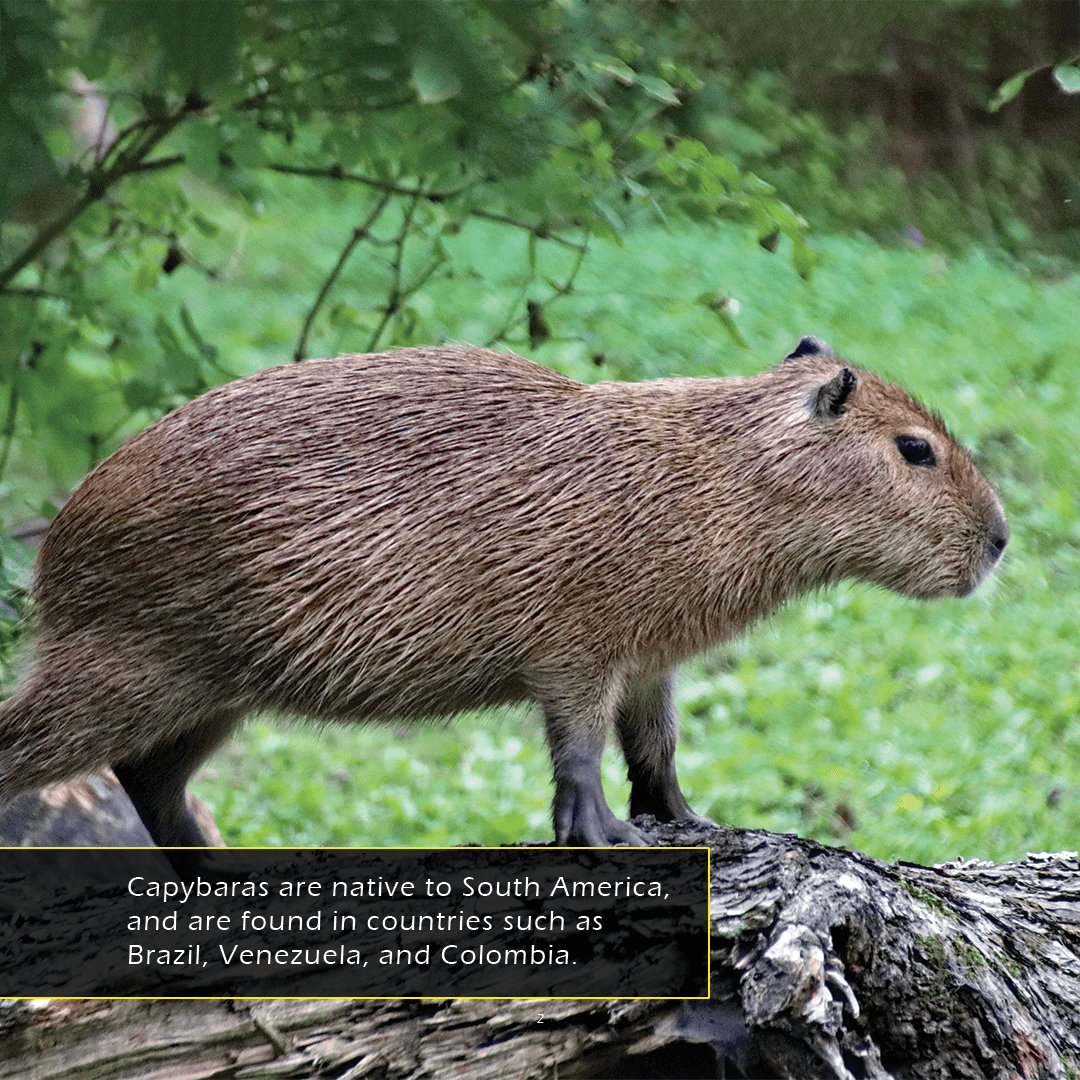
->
[181,193,1080,864]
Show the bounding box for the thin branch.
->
[0,381,19,485]
[82,112,156,174]
[122,154,186,176]
[484,277,532,349]
[1,189,97,294]
[0,105,192,294]
[393,244,450,320]
[469,208,588,251]
[292,192,393,362]
[90,105,189,180]
[268,165,588,252]
[268,162,466,203]
[485,234,590,348]
[364,190,423,354]
[2,287,70,301]
[0,343,38,482]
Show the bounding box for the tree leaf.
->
[123,377,164,412]
[191,213,219,237]
[183,121,225,179]
[179,304,218,362]
[591,197,625,244]
[791,236,816,282]
[101,0,241,91]
[412,49,463,105]
[132,262,160,295]
[635,74,680,106]
[1053,65,1080,95]
[989,68,1035,113]
[592,57,636,87]
[634,129,666,154]
[696,292,749,349]
[0,105,66,223]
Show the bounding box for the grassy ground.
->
[168,187,1080,864]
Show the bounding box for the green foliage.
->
[198,721,556,848]
[1056,66,1080,95]
[94,0,242,92]
[682,65,1078,267]
[0,0,810,511]
[992,63,1080,112]
[660,1,1080,264]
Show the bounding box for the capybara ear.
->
[785,335,834,360]
[808,367,857,422]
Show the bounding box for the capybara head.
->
[739,334,1008,602]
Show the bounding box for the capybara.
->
[0,337,1007,850]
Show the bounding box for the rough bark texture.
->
[0,774,223,847]
[1,808,1078,1079]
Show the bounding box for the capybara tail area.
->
[0,666,112,803]
[0,634,241,824]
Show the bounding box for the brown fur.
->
[0,341,1007,849]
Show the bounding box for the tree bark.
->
[0,774,223,847]
[1,817,1078,1079]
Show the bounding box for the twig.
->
[121,154,186,176]
[484,276,532,349]
[292,192,393,362]
[360,203,449,354]
[0,105,192,294]
[470,208,588,251]
[269,163,588,252]
[0,381,19,485]
[364,190,422,353]
[268,162,465,204]
[2,287,69,301]
[0,343,39,482]
[485,234,590,348]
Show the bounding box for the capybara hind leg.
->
[616,672,713,827]
[113,719,235,849]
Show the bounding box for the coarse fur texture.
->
[0,340,1008,852]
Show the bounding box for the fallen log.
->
[0,802,1077,1079]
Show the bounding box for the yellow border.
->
[0,845,711,1001]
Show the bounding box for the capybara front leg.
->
[617,671,713,827]
[544,706,645,847]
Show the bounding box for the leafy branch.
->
[0,0,828,544]
[0,104,192,294]
[269,162,589,253]
[990,58,1080,113]
[468,209,589,253]
[268,162,467,204]
[364,187,448,354]
[293,192,394,362]
[484,235,590,349]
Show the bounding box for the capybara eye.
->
[895,435,936,467]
